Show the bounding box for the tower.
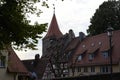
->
[42,13,63,56]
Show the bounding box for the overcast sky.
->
[15,0,108,60]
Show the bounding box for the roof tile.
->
[44,14,63,39]
[7,47,28,73]
[73,30,120,66]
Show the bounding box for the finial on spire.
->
[53,4,55,14]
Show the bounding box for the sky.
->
[15,0,108,60]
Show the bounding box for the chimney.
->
[35,54,40,60]
[79,32,86,41]
[33,54,40,67]
[68,29,75,40]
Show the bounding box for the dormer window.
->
[77,55,82,61]
[77,53,85,61]
[0,56,6,67]
[88,49,99,61]
[89,54,95,60]
[102,51,109,58]
[77,51,86,61]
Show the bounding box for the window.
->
[63,69,68,73]
[67,51,72,59]
[77,53,86,61]
[77,55,82,61]
[100,66,110,73]
[89,54,94,60]
[0,56,6,67]
[49,38,56,44]
[91,66,95,72]
[52,64,56,69]
[64,63,68,68]
[78,67,81,72]
[68,51,72,56]
[84,67,88,72]
[102,51,109,58]
[60,63,63,68]
[89,49,99,61]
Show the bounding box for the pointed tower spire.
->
[44,11,63,39]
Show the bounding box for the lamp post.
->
[107,26,114,80]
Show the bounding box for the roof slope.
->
[73,30,120,66]
[44,14,63,39]
[7,47,28,73]
[34,58,48,79]
[22,58,48,79]
[65,37,80,51]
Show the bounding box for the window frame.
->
[77,52,86,61]
[102,51,109,58]
[100,66,110,73]
[77,55,82,61]
[89,53,95,60]
[78,67,81,72]
[84,67,88,72]
[0,56,6,68]
[91,66,95,72]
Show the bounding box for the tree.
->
[87,0,120,36]
[0,0,63,50]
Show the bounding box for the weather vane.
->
[53,4,55,14]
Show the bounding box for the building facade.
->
[41,13,120,80]
[42,13,74,79]
[69,31,120,76]
[0,47,29,80]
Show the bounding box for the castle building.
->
[22,12,120,80]
[41,12,120,80]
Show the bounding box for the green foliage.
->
[87,1,120,36]
[0,0,49,50]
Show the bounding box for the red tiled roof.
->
[65,38,80,51]
[7,47,28,73]
[44,14,63,39]
[22,58,48,79]
[73,30,120,66]
[34,58,48,79]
